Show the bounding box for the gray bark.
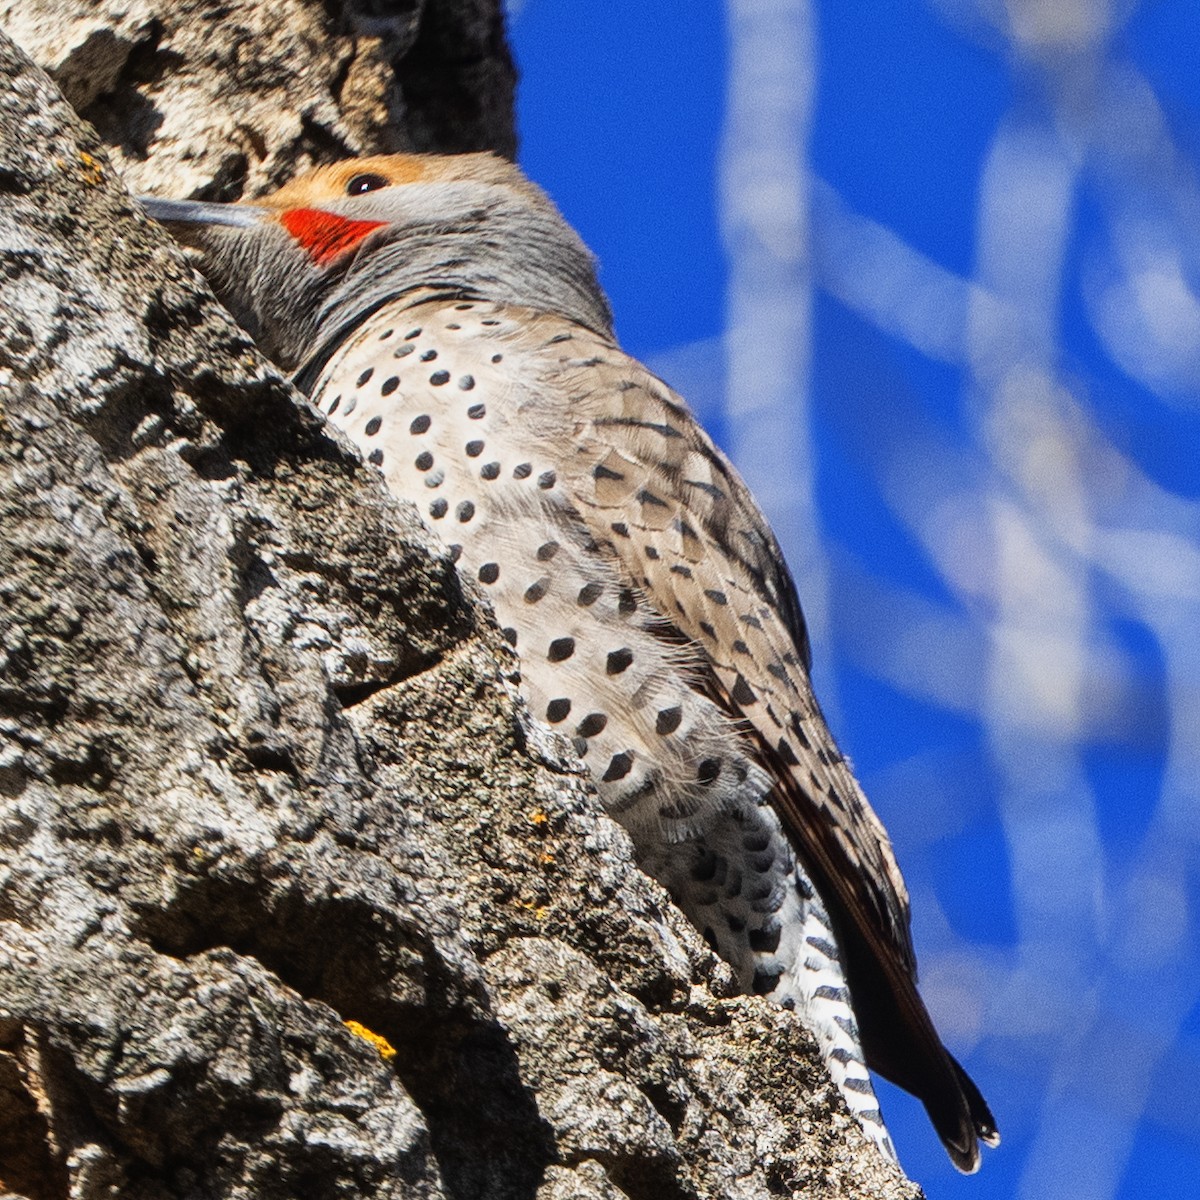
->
[0,5,921,1198]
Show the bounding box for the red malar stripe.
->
[280,208,386,265]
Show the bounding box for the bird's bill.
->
[137,196,267,227]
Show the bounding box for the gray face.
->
[143,176,614,377]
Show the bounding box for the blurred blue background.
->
[509,2,1200,1197]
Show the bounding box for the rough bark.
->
[0,5,921,1198]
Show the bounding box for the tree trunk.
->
[0,5,920,1197]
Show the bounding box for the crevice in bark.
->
[137,873,559,1200]
[0,1036,67,1200]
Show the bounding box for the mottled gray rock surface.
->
[0,7,922,1198]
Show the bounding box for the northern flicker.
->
[140,153,998,1172]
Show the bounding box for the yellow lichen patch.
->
[344,1019,396,1061]
[529,808,549,827]
[78,151,104,186]
[513,899,548,920]
[539,852,555,865]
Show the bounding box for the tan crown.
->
[256,152,542,211]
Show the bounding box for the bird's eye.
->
[346,173,389,196]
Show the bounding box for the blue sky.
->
[510,3,1200,1198]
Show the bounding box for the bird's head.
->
[140,153,613,375]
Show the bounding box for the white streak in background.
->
[1080,65,1200,407]
[810,178,1015,365]
[719,0,831,689]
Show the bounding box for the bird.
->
[139,153,998,1172]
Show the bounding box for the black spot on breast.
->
[378,328,394,341]
[424,469,444,488]
[430,370,451,386]
[467,403,486,419]
[655,707,682,735]
[538,470,556,489]
[743,828,770,853]
[669,564,692,579]
[491,353,503,363]
[455,303,473,311]
[768,662,788,682]
[459,375,476,390]
[699,621,716,640]
[415,451,434,471]
[393,343,414,359]
[525,578,549,603]
[645,545,660,560]
[513,462,532,479]
[752,967,783,996]
[368,449,383,466]
[704,589,728,606]
[327,396,341,415]
[572,737,588,757]
[357,367,374,387]
[748,923,782,954]
[602,752,633,782]
[478,562,499,584]
[537,541,559,561]
[405,328,422,339]
[548,636,575,662]
[610,522,630,538]
[364,416,382,436]
[446,323,461,331]
[733,639,750,655]
[429,498,448,519]
[777,738,799,766]
[697,758,722,785]
[466,440,484,457]
[577,582,602,606]
[410,415,431,434]
[606,648,634,675]
[731,675,756,706]
[618,589,637,615]
[594,463,624,481]
[546,698,571,723]
[576,712,607,738]
[420,349,437,361]
[480,462,500,480]
[380,376,399,396]
[456,500,475,522]
[502,627,518,647]
[691,851,719,882]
